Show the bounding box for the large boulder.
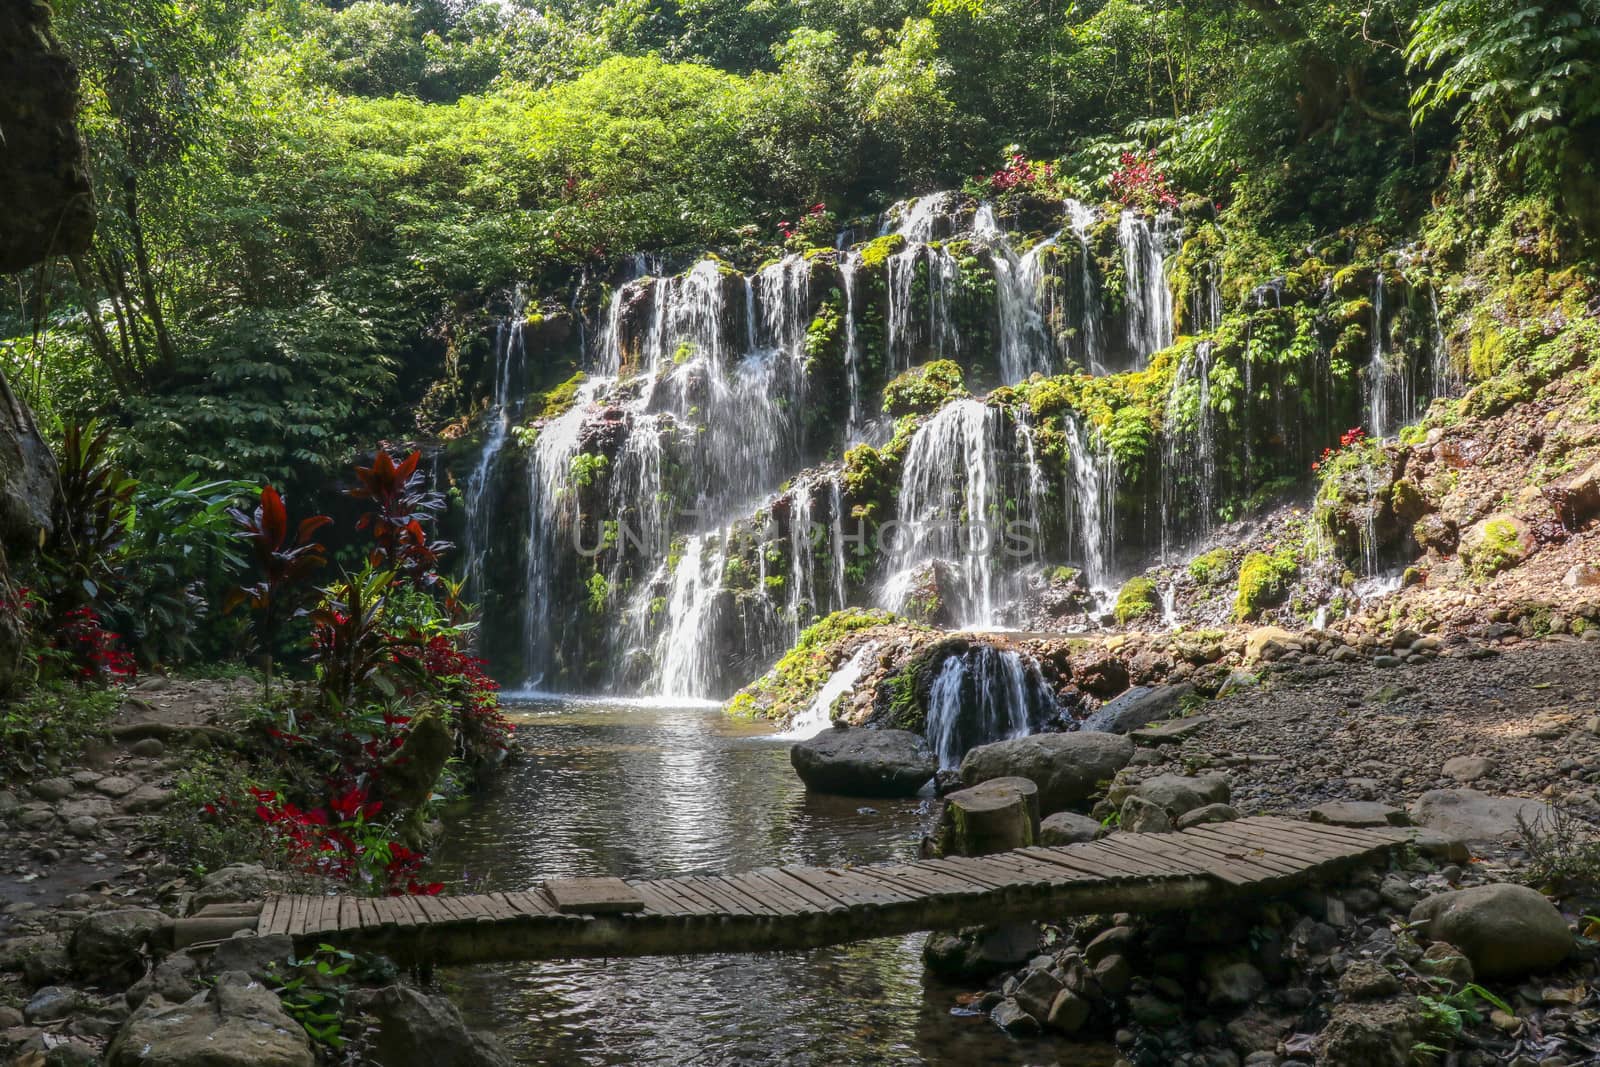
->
[1079,684,1194,734]
[1128,773,1229,819]
[71,907,166,982]
[1408,788,1552,844]
[790,726,935,796]
[107,971,314,1067]
[960,732,1134,815]
[191,865,284,912]
[347,984,512,1067]
[1408,884,1572,978]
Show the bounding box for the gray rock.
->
[348,984,513,1066]
[1092,952,1132,994]
[1039,811,1103,845]
[0,789,20,819]
[1417,942,1473,987]
[94,776,140,798]
[108,971,314,1067]
[1307,801,1407,828]
[1337,959,1400,1000]
[1318,998,1424,1066]
[1408,789,1553,843]
[1081,683,1196,734]
[1217,669,1260,696]
[1206,960,1265,1007]
[192,865,284,911]
[989,997,1039,1034]
[1563,563,1600,588]
[126,952,202,1010]
[25,985,76,1023]
[130,738,166,757]
[31,777,74,801]
[0,1005,20,1027]
[1133,773,1229,818]
[960,732,1134,815]
[1442,756,1493,782]
[17,806,57,830]
[790,727,935,797]
[922,924,1039,979]
[205,933,295,983]
[1129,994,1183,1028]
[1046,989,1090,1033]
[65,814,98,838]
[119,784,175,813]
[1129,716,1209,746]
[71,907,166,981]
[43,1039,100,1067]
[1119,795,1172,833]
[1013,965,1064,1020]
[1408,884,1571,978]
[1177,803,1240,829]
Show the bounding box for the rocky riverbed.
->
[0,676,512,1067]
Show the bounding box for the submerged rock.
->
[789,726,935,796]
[348,984,513,1067]
[959,732,1134,815]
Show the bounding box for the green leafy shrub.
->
[1187,548,1233,585]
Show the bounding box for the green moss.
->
[1187,548,1233,585]
[882,359,967,417]
[1114,576,1159,625]
[1466,516,1526,580]
[726,608,913,722]
[531,370,587,421]
[859,233,906,271]
[1232,547,1299,622]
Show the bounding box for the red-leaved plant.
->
[227,486,331,700]
[348,450,451,584]
[1109,150,1179,211]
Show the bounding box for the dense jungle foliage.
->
[4,0,1597,501]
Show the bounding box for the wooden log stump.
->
[935,776,1040,858]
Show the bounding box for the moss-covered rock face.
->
[1113,577,1159,626]
[1460,514,1532,581]
[726,609,915,724]
[1233,548,1298,622]
[882,360,967,418]
[1187,548,1233,585]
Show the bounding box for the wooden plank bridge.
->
[191,817,1414,965]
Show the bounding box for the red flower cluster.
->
[1109,151,1179,211]
[54,606,136,681]
[398,634,514,756]
[1312,427,1369,472]
[986,153,1056,196]
[778,203,828,241]
[241,785,441,895]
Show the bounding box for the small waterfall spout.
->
[464,310,527,597]
[778,643,876,740]
[1118,211,1179,369]
[1160,341,1217,558]
[924,645,1057,769]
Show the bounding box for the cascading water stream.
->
[1119,211,1179,370]
[1064,414,1115,588]
[778,643,877,740]
[464,310,526,597]
[884,399,1002,627]
[1160,341,1217,559]
[976,204,1060,382]
[924,646,1053,769]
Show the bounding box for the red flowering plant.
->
[779,202,834,250]
[1311,427,1369,473]
[1108,150,1180,212]
[245,784,442,895]
[965,148,1077,206]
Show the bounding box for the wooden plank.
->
[776,866,859,911]
[1169,831,1308,877]
[1012,848,1099,881]
[706,875,786,917]
[287,894,312,938]
[337,897,359,932]
[376,896,412,928]
[1134,830,1298,881]
[259,898,283,937]
[1057,843,1170,878]
[883,861,992,897]
[356,898,383,930]
[817,866,917,907]
[1256,816,1394,849]
[903,859,1006,894]
[1087,834,1209,876]
[434,896,477,924]
[398,895,431,927]
[1092,834,1255,888]
[968,851,1090,887]
[622,881,683,918]
[502,890,558,919]
[1221,817,1373,856]
[690,876,760,917]
[854,864,961,902]
[655,877,724,916]
[543,877,647,915]
[1199,822,1354,863]
[915,856,1016,890]
[734,870,817,915]
[484,893,523,922]
[1022,844,1162,881]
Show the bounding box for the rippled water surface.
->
[429,697,1116,1066]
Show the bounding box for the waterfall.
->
[924,646,1054,769]
[839,252,865,441]
[1064,414,1115,587]
[1119,211,1178,368]
[886,195,963,371]
[977,204,1060,383]
[885,399,1002,627]
[464,312,526,597]
[657,531,728,698]
[1160,341,1217,558]
[1066,200,1105,374]
[521,391,601,687]
[778,643,876,740]
[827,474,848,613]
[1014,407,1050,565]
[787,479,817,636]
[1367,272,1391,438]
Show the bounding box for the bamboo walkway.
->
[192,817,1411,965]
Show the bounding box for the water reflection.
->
[429,698,1115,1066]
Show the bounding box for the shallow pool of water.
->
[428,697,1115,1066]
